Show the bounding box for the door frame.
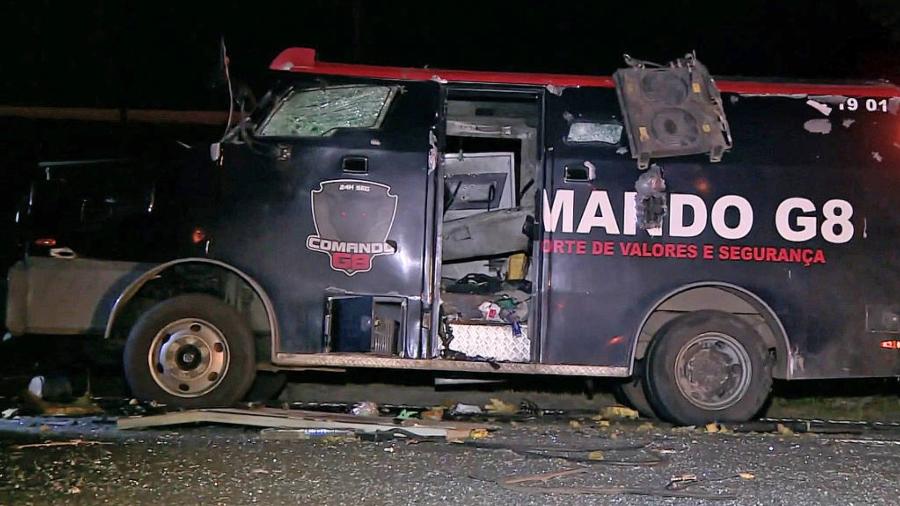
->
[428,85,550,363]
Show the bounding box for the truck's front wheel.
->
[644,310,772,425]
[123,294,256,408]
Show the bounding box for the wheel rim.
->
[673,332,752,411]
[148,318,230,398]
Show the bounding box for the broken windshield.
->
[258,85,397,137]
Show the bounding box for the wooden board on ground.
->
[117,407,494,440]
[254,407,496,431]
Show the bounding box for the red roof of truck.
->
[271,47,900,98]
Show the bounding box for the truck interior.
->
[436,88,542,363]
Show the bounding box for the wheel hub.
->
[148,318,230,398]
[176,345,202,370]
[674,332,752,411]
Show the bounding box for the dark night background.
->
[0,0,897,267]
[2,0,898,109]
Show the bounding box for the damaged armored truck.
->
[6,48,900,425]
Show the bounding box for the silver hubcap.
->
[673,332,752,411]
[148,318,229,398]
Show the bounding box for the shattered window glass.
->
[259,85,397,137]
[566,121,623,144]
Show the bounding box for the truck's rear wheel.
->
[645,310,772,425]
[123,294,256,408]
[614,360,656,418]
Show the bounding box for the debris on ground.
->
[11,438,113,450]
[484,398,519,414]
[472,466,738,499]
[449,403,483,415]
[462,440,663,466]
[501,467,588,484]
[467,428,491,440]
[395,409,417,420]
[776,423,795,436]
[21,391,104,417]
[598,405,640,420]
[587,450,604,461]
[421,407,445,421]
[350,401,380,417]
[259,428,356,441]
[116,406,497,441]
[667,473,699,488]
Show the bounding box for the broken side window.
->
[258,85,397,137]
[566,121,623,144]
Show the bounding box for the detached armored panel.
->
[613,55,732,169]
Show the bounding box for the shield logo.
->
[306,180,398,276]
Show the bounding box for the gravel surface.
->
[2,415,900,505]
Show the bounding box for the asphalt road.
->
[2,413,900,505]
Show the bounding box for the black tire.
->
[123,294,256,408]
[645,310,772,425]
[244,371,288,402]
[614,360,656,419]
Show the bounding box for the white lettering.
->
[776,198,817,242]
[542,189,574,233]
[711,195,753,240]
[576,191,620,234]
[540,189,853,243]
[821,199,854,243]
[623,192,636,235]
[669,193,708,237]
